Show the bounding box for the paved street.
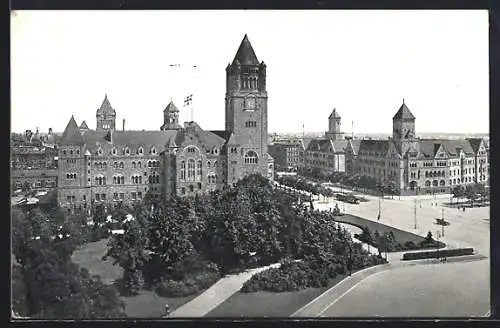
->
[319,258,489,317]
[296,186,491,317]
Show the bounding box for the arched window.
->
[120,162,124,169]
[132,161,136,168]
[138,162,141,168]
[207,161,211,168]
[151,147,157,155]
[440,180,446,186]
[149,175,153,184]
[70,150,73,155]
[189,185,194,192]
[120,176,124,184]
[425,180,431,187]
[196,160,202,178]
[181,187,186,194]
[112,148,117,155]
[138,147,144,155]
[198,182,202,189]
[432,180,438,187]
[214,161,218,168]
[148,161,152,168]
[244,151,258,164]
[156,175,160,184]
[188,159,195,180]
[180,161,186,180]
[113,176,117,184]
[139,176,142,184]
[113,162,118,169]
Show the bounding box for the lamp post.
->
[414,198,417,229]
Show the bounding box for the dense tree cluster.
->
[11,207,125,319]
[452,183,488,206]
[104,174,386,296]
[298,167,399,197]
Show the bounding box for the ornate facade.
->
[57,35,274,209]
[345,100,489,195]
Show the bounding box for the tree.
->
[452,185,466,205]
[12,207,125,318]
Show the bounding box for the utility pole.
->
[414,198,417,229]
[441,208,445,237]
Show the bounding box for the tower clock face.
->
[245,96,256,110]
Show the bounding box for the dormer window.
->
[112,148,117,156]
[97,148,102,156]
[151,147,157,155]
[138,147,144,155]
[124,147,130,155]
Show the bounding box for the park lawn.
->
[334,214,445,249]
[71,238,123,285]
[205,274,348,318]
[71,238,198,318]
[121,290,197,318]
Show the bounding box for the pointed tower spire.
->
[232,34,260,66]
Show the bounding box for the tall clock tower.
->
[225,34,269,184]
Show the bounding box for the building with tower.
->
[57,35,274,209]
[303,108,349,174]
[345,100,489,195]
[325,108,344,141]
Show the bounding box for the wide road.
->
[306,187,490,317]
[320,258,489,317]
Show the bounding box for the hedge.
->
[402,248,474,261]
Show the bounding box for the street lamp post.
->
[414,198,417,229]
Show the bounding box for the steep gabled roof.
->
[164,100,179,113]
[61,116,85,145]
[96,94,116,115]
[466,138,483,154]
[79,120,89,130]
[393,101,415,120]
[329,108,341,119]
[346,139,362,155]
[232,34,260,66]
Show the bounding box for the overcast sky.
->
[11,10,488,134]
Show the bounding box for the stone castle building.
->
[344,100,489,195]
[57,35,274,209]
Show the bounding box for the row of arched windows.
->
[424,180,446,187]
[66,173,77,179]
[242,76,258,89]
[62,149,80,155]
[95,147,156,156]
[180,159,203,181]
[208,174,217,184]
[94,162,107,169]
[244,151,258,164]
[149,174,160,184]
[425,171,446,178]
[95,176,106,185]
[147,160,160,168]
[113,175,125,184]
[131,175,143,184]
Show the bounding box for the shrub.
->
[154,268,221,298]
[402,248,474,261]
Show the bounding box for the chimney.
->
[123,119,125,131]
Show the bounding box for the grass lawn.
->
[334,214,444,249]
[71,238,123,285]
[205,274,348,317]
[121,290,198,318]
[71,238,198,318]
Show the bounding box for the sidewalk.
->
[169,263,281,317]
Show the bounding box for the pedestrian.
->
[162,304,171,318]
